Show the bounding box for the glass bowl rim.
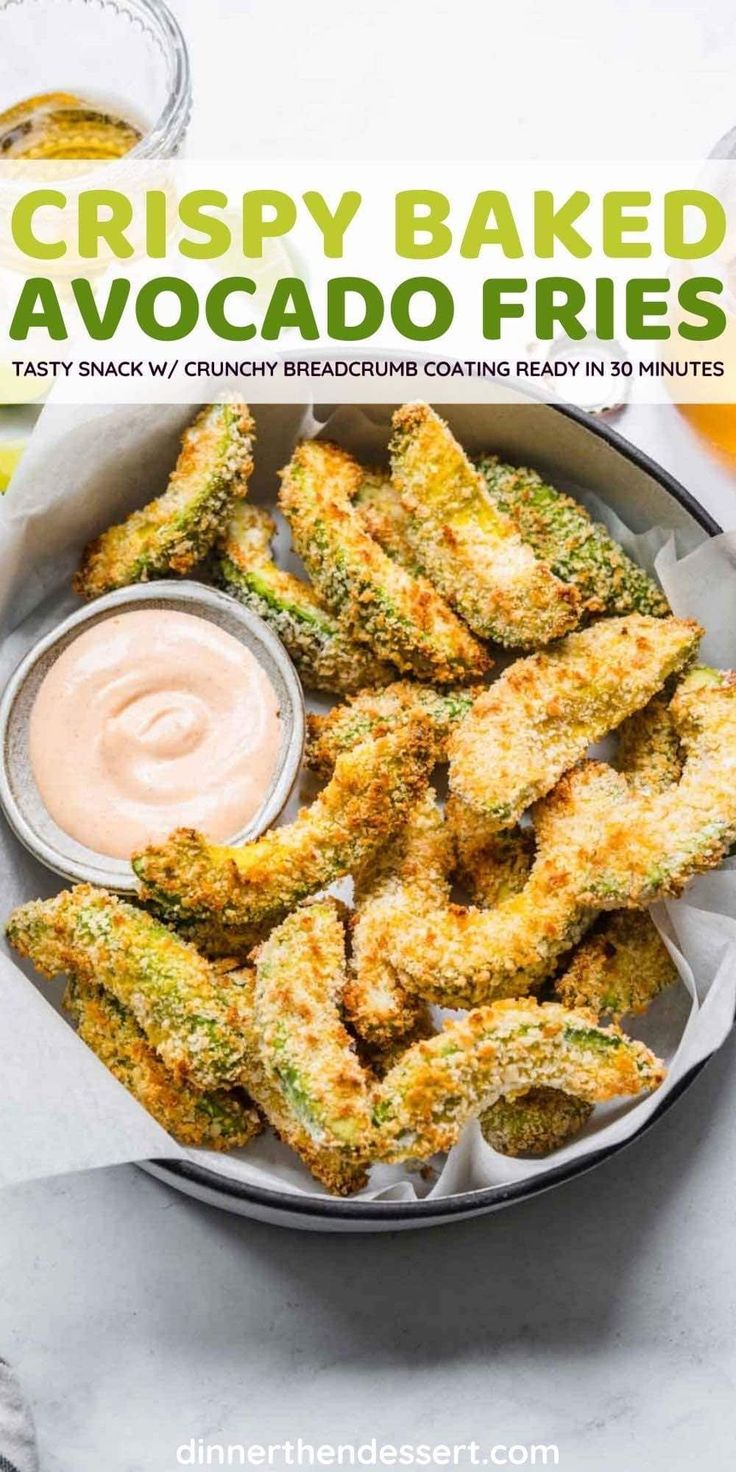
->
[0,0,193,159]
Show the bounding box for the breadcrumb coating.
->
[388,669,736,1008]
[386,761,626,1008]
[74,401,254,599]
[390,403,580,648]
[372,998,665,1162]
[215,502,395,695]
[344,792,452,1045]
[224,965,369,1195]
[306,680,482,778]
[448,615,702,826]
[616,691,683,794]
[6,886,253,1091]
[254,900,374,1153]
[555,912,677,1020]
[133,723,433,942]
[477,456,671,618]
[351,1010,436,1080]
[585,667,736,906]
[278,439,490,684]
[480,1087,593,1156]
[445,794,535,907]
[354,470,420,570]
[65,977,262,1150]
[498,702,681,1153]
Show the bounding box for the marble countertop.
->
[3,3,736,1469]
[2,1030,736,1472]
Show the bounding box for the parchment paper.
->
[1,399,735,1201]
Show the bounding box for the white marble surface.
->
[4,3,736,1469]
[1,1034,736,1472]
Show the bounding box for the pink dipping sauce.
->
[29,609,282,860]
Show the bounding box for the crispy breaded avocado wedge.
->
[372,998,665,1164]
[555,912,677,1021]
[215,502,396,696]
[390,402,580,648]
[134,723,433,945]
[445,794,535,908]
[354,470,420,571]
[6,885,253,1091]
[586,666,736,907]
[616,689,683,794]
[254,899,374,1155]
[344,791,451,1046]
[385,761,625,1009]
[278,439,490,684]
[481,913,677,1155]
[478,455,670,618]
[225,966,370,1195]
[480,1088,593,1157]
[306,679,481,778]
[64,977,262,1151]
[449,614,702,827]
[74,400,254,599]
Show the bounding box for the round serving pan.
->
[141,395,723,1231]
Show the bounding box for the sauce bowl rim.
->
[0,579,306,893]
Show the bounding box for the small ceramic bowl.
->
[0,581,305,893]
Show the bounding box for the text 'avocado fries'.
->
[8,398,735,1195]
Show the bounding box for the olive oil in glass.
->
[0,91,143,160]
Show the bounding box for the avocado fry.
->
[554,912,678,1021]
[344,791,451,1046]
[373,998,665,1163]
[585,667,736,906]
[306,679,482,778]
[133,723,433,944]
[215,502,396,696]
[480,1088,594,1157]
[278,439,491,684]
[6,886,253,1091]
[390,402,580,648]
[448,614,702,826]
[74,400,255,599]
[254,900,374,1159]
[64,976,262,1150]
[478,455,670,618]
[224,965,370,1195]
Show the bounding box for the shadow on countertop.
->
[134,1027,736,1369]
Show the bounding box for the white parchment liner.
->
[2,399,736,1203]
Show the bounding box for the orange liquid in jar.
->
[666,260,736,465]
[0,90,142,159]
[677,404,736,464]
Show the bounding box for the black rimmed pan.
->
[142,395,723,1232]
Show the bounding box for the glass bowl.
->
[0,0,192,158]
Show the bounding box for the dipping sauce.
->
[29,609,281,860]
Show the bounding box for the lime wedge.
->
[0,440,25,491]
